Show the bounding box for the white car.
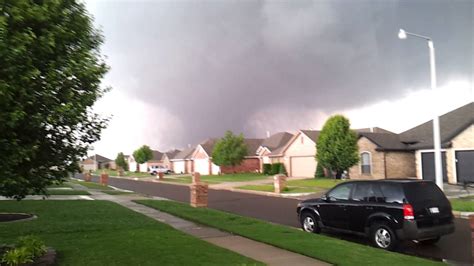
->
[149,165,172,175]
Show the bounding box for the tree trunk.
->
[136,164,140,173]
[335,170,342,179]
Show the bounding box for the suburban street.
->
[80,174,471,264]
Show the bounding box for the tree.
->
[0,0,109,199]
[315,163,325,178]
[212,131,248,170]
[115,152,128,171]
[316,115,358,179]
[133,145,153,172]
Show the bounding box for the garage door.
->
[456,150,474,183]
[290,156,317,177]
[194,159,209,175]
[421,152,447,182]
[173,161,185,174]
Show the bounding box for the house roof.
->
[86,154,111,163]
[151,150,164,161]
[355,127,395,134]
[244,138,264,156]
[300,130,321,143]
[359,132,412,151]
[172,147,195,160]
[200,138,218,156]
[399,102,473,149]
[164,149,181,160]
[261,132,294,152]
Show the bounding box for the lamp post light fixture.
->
[398,28,443,190]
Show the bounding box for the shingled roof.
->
[244,138,264,156]
[261,132,294,151]
[200,139,218,156]
[300,130,321,143]
[150,150,164,161]
[86,154,112,163]
[359,132,412,151]
[171,147,195,160]
[399,102,473,149]
[164,149,181,160]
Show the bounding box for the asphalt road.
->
[79,174,472,264]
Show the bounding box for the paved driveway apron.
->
[81,174,471,264]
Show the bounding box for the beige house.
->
[162,149,181,171]
[191,139,220,175]
[256,132,294,170]
[128,150,165,172]
[349,102,473,184]
[170,147,195,174]
[269,130,320,177]
[80,154,113,171]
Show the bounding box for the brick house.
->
[162,149,181,171]
[349,102,473,184]
[256,132,294,171]
[170,147,195,174]
[80,154,113,171]
[219,138,263,174]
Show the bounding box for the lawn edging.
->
[134,200,443,266]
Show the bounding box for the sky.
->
[84,0,473,158]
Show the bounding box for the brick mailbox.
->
[99,171,109,186]
[157,172,164,180]
[274,174,287,193]
[190,172,208,208]
[84,171,92,182]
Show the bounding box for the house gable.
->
[283,132,316,157]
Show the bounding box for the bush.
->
[270,163,287,175]
[315,163,325,178]
[1,235,47,266]
[262,164,272,175]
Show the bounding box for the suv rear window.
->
[379,183,404,204]
[403,182,448,204]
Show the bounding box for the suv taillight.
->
[403,204,414,220]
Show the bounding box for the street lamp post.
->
[398,29,443,190]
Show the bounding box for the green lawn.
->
[93,170,152,178]
[164,173,270,185]
[0,201,261,265]
[43,189,91,195]
[238,178,343,193]
[69,179,114,190]
[450,196,474,212]
[135,200,442,266]
[101,190,135,195]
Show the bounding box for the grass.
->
[163,173,270,185]
[101,190,135,195]
[238,178,343,193]
[450,196,474,212]
[93,170,152,178]
[69,179,113,190]
[43,189,90,196]
[135,200,443,266]
[0,201,261,266]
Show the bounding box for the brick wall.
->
[220,158,260,174]
[385,151,416,178]
[349,137,386,179]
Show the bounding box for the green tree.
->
[316,115,358,179]
[133,145,153,172]
[115,152,129,171]
[0,0,109,199]
[315,163,325,178]
[212,131,248,170]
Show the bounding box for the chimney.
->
[266,131,270,138]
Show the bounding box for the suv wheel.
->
[151,171,156,176]
[370,223,398,250]
[300,212,321,234]
[417,237,440,245]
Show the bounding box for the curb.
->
[452,211,474,219]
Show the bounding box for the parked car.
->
[297,179,455,250]
[149,165,172,175]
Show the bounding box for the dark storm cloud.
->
[89,0,473,147]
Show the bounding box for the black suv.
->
[297,180,455,250]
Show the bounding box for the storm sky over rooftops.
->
[85,0,473,157]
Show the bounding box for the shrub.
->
[315,163,325,178]
[262,164,272,175]
[16,236,47,258]
[1,247,33,266]
[270,163,287,175]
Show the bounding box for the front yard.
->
[450,195,474,212]
[163,173,271,184]
[238,178,343,193]
[0,201,260,265]
[135,200,442,266]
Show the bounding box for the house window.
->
[361,152,371,174]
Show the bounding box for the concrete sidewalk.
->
[88,190,329,266]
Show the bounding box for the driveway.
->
[77,174,472,264]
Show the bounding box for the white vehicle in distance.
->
[149,165,172,175]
